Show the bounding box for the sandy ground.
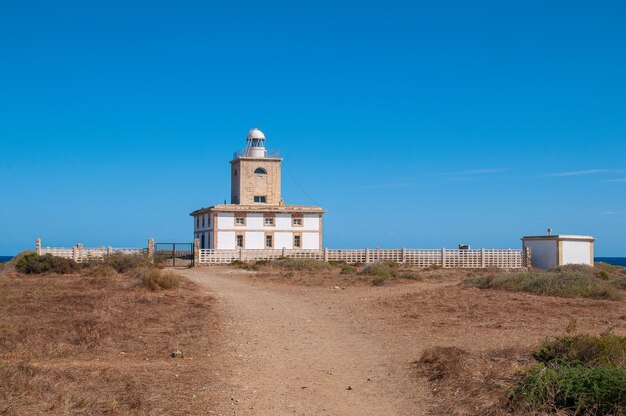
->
[181,266,626,416]
[182,267,431,415]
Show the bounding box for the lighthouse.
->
[190,128,326,250]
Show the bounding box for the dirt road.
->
[181,268,428,416]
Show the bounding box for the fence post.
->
[239,247,244,261]
[441,248,446,268]
[36,238,41,255]
[107,246,113,255]
[147,238,154,263]
[193,238,200,266]
[481,248,485,268]
[524,246,532,268]
[365,248,370,264]
[401,247,406,264]
[282,247,286,257]
[73,244,82,263]
[323,248,328,262]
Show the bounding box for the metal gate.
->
[155,243,194,268]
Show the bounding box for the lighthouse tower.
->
[190,128,326,250]
[230,128,282,205]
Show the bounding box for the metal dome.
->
[247,128,266,141]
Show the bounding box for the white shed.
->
[521,234,595,269]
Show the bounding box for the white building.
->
[521,233,595,269]
[190,128,325,250]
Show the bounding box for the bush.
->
[129,267,180,291]
[361,262,394,279]
[371,276,387,286]
[611,276,626,290]
[83,264,118,278]
[533,334,626,367]
[514,365,626,414]
[464,268,622,300]
[398,272,423,281]
[15,253,80,275]
[270,258,332,271]
[101,253,152,273]
[339,264,357,275]
[512,334,626,414]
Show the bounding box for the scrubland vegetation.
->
[5,251,181,291]
[511,333,626,414]
[0,253,215,415]
[464,264,624,300]
[417,332,626,415]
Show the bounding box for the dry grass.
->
[226,261,446,287]
[416,346,529,415]
[0,271,218,415]
[127,267,181,291]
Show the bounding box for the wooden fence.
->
[198,248,527,269]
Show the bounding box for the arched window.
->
[254,167,267,175]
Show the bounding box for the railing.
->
[40,246,146,263]
[232,149,280,159]
[198,248,526,269]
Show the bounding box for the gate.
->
[155,242,194,268]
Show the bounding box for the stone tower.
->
[230,128,282,205]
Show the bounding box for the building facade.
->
[191,128,325,250]
[521,233,595,269]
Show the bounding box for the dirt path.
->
[181,268,428,416]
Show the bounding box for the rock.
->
[171,350,184,358]
[346,386,353,390]
[334,286,340,290]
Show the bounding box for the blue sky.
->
[1,1,625,255]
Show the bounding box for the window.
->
[292,215,303,226]
[254,196,267,203]
[235,215,246,226]
[201,216,205,228]
[236,235,244,248]
[234,168,238,176]
[196,216,200,228]
[264,216,275,226]
[265,235,273,248]
[254,167,267,174]
[293,235,301,248]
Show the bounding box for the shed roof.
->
[521,234,595,241]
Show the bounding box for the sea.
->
[0,256,14,264]
[595,257,626,267]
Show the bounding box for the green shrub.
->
[398,272,423,281]
[15,253,80,275]
[270,258,332,271]
[512,334,626,414]
[533,334,626,367]
[339,264,357,275]
[464,269,621,300]
[361,262,394,279]
[513,365,626,414]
